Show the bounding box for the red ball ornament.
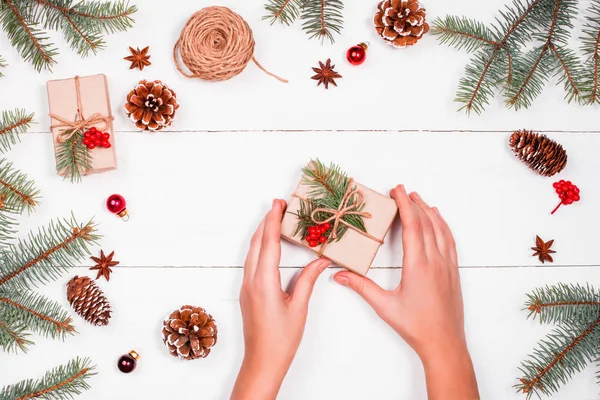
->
[118,350,139,373]
[107,194,129,221]
[346,42,368,66]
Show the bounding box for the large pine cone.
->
[162,305,217,360]
[509,130,567,177]
[66,276,111,326]
[125,80,179,131]
[374,0,429,48]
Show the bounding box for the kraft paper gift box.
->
[281,163,398,275]
[47,74,117,175]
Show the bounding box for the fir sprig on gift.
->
[0,109,34,154]
[55,129,92,183]
[0,0,137,73]
[516,283,600,398]
[292,160,366,242]
[263,0,343,44]
[0,358,95,399]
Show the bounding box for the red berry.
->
[308,227,316,234]
[319,236,327,243]
[90,127,97,133]
[309,233,319,241]
[94,139,101,146]
[567,190,575,197]
[88,142,96,149]
[565,198,574,205]
[573,194,580,201]
[84,132,92,139]
[573,186,580,194]
[559,193,567,199]
[558,180,565,185]
[103,141,112,148]
[102,133,110,140]
[308,240,318,248]
[323,222,331,230]
[83,138,90,145]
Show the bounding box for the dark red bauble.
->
[346,43,368,66]
[118,350,139,373]
[106,194,129,220]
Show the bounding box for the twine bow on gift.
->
[49,76,114,143]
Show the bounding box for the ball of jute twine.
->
[173,6,287,83]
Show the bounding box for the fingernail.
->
[411,192,421,201]
[334,275,349,286]
[319,260,331,272]
[433,207,440,215]
[398,184,406,194]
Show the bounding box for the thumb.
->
[291,258,330,307]
[334,271,387,310]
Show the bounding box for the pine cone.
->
[374,0,429,48]
[125,80,179,131]
[66,276,111,326]
[509,130,567,177]
[162,305,217,360]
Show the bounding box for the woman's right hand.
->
[333,184,479,400]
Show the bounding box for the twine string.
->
[173,6,287,83]
[49,76,114,143]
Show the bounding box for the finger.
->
[256,199,286,281]
[409,192,440,259]
[243,216,266,281]
[334,271,389,311]
[390,185,425,260]
[432,207,458,266]
[291,258,331,307]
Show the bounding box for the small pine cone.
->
[162,305,217,360]
[66,276,111,326]
[509,130,567,177]
[125,80,179,131]
[374,0,429,48]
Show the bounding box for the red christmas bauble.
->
[106,194,129,220]
[118,351,139,373]
[346,43,368,66]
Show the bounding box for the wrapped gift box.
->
[47,74,117,175]
[281,162,398,275]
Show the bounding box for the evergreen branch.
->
[507,51,513,85]
[0,357,95,400]
[263,0,302,25]
[0,158,40,215]
[580,0,600,104]
[0,55,6,77]
[0,319,32,353]
[432,16,499,52]
[516,319,600,397]
[0,293,75,340]
[0,109,34,154]
[300,0,343,44]
[0,216,98,292]
[0,0,58,71]
[0,210,17,246]
[525,283,600,325]
[549,43,584,103]
[54,129,92,183]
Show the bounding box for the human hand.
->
[333,185,478,399]
[231,199,330,400]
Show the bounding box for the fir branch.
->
[548,44,584,103]
[0,319,32,353]
[525,283,600,325]
[300,0,343,44]
[54,129,92,183]
[263,0,302,25]
[0,210,17,246]
[0,158,40,215]
[0,55,6,77]
[516,319,600,398]
[0,292,75,341]
[431,16,499,52]
[0,109,34,154]
[0,358,95,400]
[0,216,98,292]
[580,0,600,104]
[0,0,58,72]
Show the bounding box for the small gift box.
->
[281,160,398,275]
[47,74,116,179]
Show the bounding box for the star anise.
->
[311,58,342,89]
[90,250,119,281]
[531,236,556,264]
[124,46,151,71]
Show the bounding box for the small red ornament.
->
[107,194,129,221]
[118,350,139,373]
[346,42,368,66]
[551,180,580,214]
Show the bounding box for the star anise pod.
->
[90,250,119,281]
[124,46,151,71]
[311,58,342,89]
[531,236,556,264]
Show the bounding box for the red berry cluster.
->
[551,180,580,214]
[305,222,331,248]
[83,127,111,149]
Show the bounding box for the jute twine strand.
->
[293,179,383,257]
[49,76,114,143]
[173,6,287,83]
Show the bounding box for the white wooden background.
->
[1,0,600,399]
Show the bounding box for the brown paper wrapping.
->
[47,74,117,175]
[281,175,398,275]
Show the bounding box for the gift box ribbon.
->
[49,76,114,143]
[293,178,384,256]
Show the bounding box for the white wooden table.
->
[1,0,599,399]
